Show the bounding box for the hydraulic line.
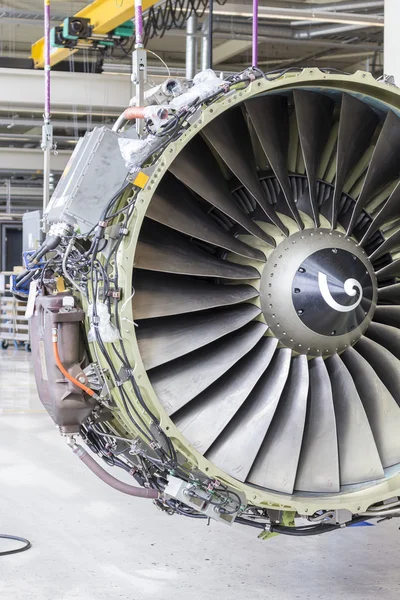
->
[70,443,159,499]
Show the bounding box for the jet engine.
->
[22,67,400,536]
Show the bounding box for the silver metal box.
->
[45,127,129,234]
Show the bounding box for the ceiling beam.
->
[0,68,132,113]
[0,147,71,173]
[213,40,253,65]
[210,4,384,27]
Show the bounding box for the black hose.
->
[71,443,159,499]
[0,534,31,557]
[270,523,340,536]
[15,233,62,288]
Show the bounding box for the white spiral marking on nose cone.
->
[318,272,363,313]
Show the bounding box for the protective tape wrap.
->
[118,134,159,173]
[88,302,120,343]
[169,69,225,110]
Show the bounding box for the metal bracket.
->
[165,476,246,526]
[132,48,147,137]
[83,362,104,391]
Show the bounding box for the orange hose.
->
[53,340,96,398]
[124,106,146,120]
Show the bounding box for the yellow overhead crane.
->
[31,0,158,69]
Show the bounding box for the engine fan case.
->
[102,69,400,514]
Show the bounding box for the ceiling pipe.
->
[310,1,383,10]
[201,17,210,72]
[214,22,292,39]
[103,63,187,77]
[185,14,197,79]
[291,17,382,27]
[294,23,372,39]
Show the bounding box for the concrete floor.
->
[1,347,400,600]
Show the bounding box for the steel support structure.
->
[31,0,159,69]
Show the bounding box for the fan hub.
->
[260,229,377,357]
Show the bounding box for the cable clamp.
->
[107,289,121,299]
[117,366,133,384]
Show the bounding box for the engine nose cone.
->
[292,248,374,337]
[260,229,377,357]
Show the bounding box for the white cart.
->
[0,272,30,351]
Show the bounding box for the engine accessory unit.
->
[30,293,98,433]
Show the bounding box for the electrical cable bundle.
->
[143,0,227,44]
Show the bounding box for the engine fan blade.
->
[374,306,400,327]
[135,220,260,280]
[147,173,266,262]
[202,107,288,235]
[245,95,300,230]
[248,354,308,494]
[366,322,400,361]
[293,90,334,228]
[295,357,340,493]
[174,337,278,454]
[355,336,400,407]
[342,347,400,468]
[168,135,275,245]
[376,259,400,281]
[369,230,400,261]
[377,284,400,305]
[136,303,261,369]
[347,111,400,235]
[132,271,259,319]
[325,354,384,485]
[205,348,292,482]
[331,93,378,229]
[149,321,267,415]
[361,182,400,247]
